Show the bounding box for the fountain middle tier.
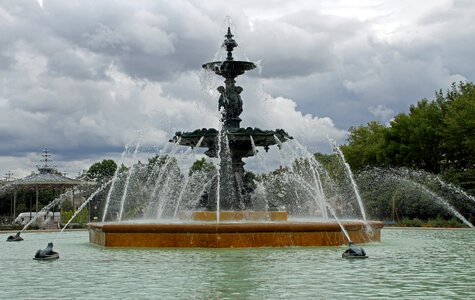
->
[171,127,292,158]
[170,127,292,212]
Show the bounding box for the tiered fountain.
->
[87,27,383,248]
[172,27,291,219]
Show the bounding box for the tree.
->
[85,159,117,182]
[384,99,444,173]
[440,81,475,171]
[189,157,216,176]
[341,82,475,175]
[147,155,169,172]
[340,121,387,171]
[438,81,475,195]
[335,81,475,222]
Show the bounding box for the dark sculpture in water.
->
[342,241,368,259]
[171,27,292,210]
[6,232,23,242]
[34,242,59,260]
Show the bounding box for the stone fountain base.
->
[87,220,383,248]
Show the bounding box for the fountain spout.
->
[6,232,23,242]
[33,242,59,260]
[342,241,368,259]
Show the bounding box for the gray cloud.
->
[1,0,474,177]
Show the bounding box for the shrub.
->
[398,217,423,227]
[60,208,88,226]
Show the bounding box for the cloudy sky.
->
[1,0,474,178]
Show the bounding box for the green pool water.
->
[2,228,474,299]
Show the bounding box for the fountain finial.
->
[223,27,238,61]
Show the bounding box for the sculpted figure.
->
[217,85,243,121]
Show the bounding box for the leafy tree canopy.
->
[189,157,216,176]
[85,159,117,182]
[342,81,475,175]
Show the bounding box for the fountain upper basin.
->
[202,60,256,77]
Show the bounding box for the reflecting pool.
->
[2,228,475,299]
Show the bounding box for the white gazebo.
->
[10,149,84,221]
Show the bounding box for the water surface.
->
[2,228,474,299]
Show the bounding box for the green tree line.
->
[341,81,475,195]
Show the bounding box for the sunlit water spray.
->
[118,141,141,221]
[149,138,182,209]
[295,173,353,242]
[214,111,227,223]
[172,136,204,220]
[437,177,475,205]
[102,144,130,222]
[273,135,330,219]
[53,179,114,242]
[359,167,474,228]
[289,139,330,220]
[250,136,272,211]
[329,138,367,221]
[391,174,474,228]
[20,191,72,233]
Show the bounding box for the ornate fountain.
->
[171,27,291,214]
[87,27,383,248]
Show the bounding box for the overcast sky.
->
[1,0,474,178]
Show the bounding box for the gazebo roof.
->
[14,171,83,186]
[12,148,84,188]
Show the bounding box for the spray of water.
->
[102,144,130,222]
[250,136,274,211]
[290,139,330,220]
[359,167,474,228]
[329,138,367,221]
[213,110,227,223]
[156,176,172,221]
[274,136,329,219]
[394,175,474,228]
[325,201,352,243]
[172,137,204,220]
[148,138,182,208]
[54,179,114,242]
[215,132,223,223]
[118,141,141,221]
[20,191,72,233]
[437,177,475,205]
[295,176,353,242]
